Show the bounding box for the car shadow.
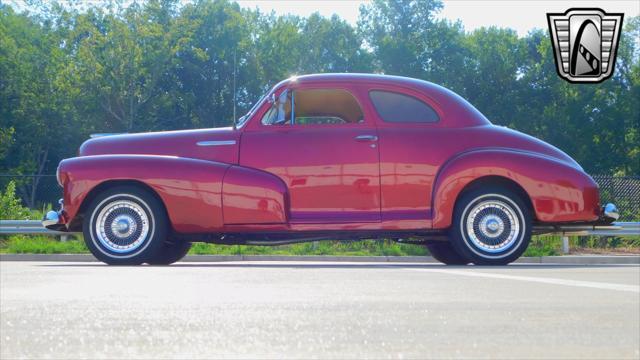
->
[37,262,639,269]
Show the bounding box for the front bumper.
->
[42,199,68,231]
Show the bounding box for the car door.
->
[240,84,381,223]
[368,87,443,225]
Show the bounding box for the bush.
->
[0,181,31,220]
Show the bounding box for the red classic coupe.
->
[43,74,618,265]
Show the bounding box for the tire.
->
[83,185,168,265]
[449,186,532,265]
[426,242,470,265]
[147,239,191,265]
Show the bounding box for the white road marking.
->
[408,268,640,293]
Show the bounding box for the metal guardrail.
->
[582,222,640,236]
[0,220,69,236]
[1,220,638,255]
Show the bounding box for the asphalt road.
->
[1,262,639,359]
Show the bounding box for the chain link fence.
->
[1,174,639,221]
[592,175,640,221]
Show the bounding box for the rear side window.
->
[369,91,439,123]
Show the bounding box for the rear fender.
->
[431,149,600,229]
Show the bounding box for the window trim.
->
[367,88,442,125]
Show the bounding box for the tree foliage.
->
[0,0,638,207]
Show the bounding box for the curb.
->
[1,254,638,264]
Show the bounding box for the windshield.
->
[236,91,270,128]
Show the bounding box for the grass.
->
[0,235,88,254]
[189,239,429,256]
[524,235,640,256]
[524,235,563,257]
[1,234,638,256]
[0,235,428,256]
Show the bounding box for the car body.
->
[43,73,618,265]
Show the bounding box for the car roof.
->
[276,73,490,127]
[294,73,421,84]
[286,73,437,91]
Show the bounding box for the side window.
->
[369,90,439,123]
[261,90,292,125]
[262,88,364,126]
[294,89,364,125]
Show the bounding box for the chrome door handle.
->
[354,135,378,142]
[197,140,237,146]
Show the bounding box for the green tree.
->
[298,13,372,74]
[0,127,14,161]
[0,181,31,220]
[0,5,73,206]
[60,1,179,132]
[458,27,524,126]
[168,0,255,128]
[358,0,443,77]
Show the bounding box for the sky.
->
[237,0,640,36]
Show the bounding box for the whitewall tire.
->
[83,185,168,265]
[449,186,532,265]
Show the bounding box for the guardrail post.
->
[561,236,570,254]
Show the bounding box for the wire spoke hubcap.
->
[466,200,520,253]
[95,200,150,253]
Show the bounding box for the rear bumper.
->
[533,202,628,235]
[533,223,622,235]
[42,199,68,231]
[601,203,619,222]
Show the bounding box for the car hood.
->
[79,127,240,164]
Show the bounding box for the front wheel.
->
[449,186,532,265]
[83,186,169,265]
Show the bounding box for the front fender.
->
[58,155,230,233]
[431,149,600,229]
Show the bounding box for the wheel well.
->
[457,176,535,220]
[68,179,167,232]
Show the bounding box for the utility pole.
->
[232,49,237,129]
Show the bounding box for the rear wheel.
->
[425,242,469,265]
[147,240,191,265]
[83,186,168,265]
[449,186,531,265]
